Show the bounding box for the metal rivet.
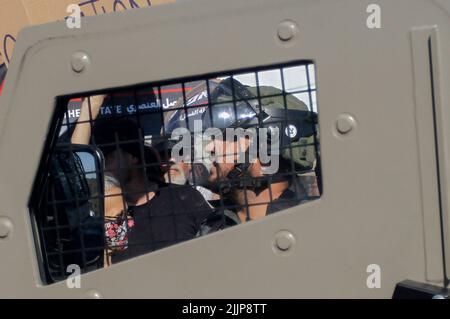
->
[0,217,13,239]
[277,20,298,41]
[336,114,356,135]
[71,52,90,73]
[274,230,295,251]
[84,289,102,299]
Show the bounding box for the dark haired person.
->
[71,95,212,263]
[164,79,320,234]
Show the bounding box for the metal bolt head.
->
[0,217,13,239]
[84,289,102,299]
[275,230,295,251]
[336,114,356,135]
[277,20,299,41]
[432,294,447,299]
[71,52,90,73]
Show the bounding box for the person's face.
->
[159,148,190,185]
[104,149,138,183]
[204,138,249,183]
[164,159,190,185]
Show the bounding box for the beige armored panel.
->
[0,0,449,298]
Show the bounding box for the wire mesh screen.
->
[30,61,321,284]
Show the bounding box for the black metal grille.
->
[30,61,321,284]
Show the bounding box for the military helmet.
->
[163,77,318,172]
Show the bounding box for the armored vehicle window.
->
[29,61,321,284]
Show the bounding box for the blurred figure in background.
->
[71,94,212,264]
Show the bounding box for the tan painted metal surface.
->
[0,0,449,298]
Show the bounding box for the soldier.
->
[163,77,320,234]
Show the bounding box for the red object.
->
[0,78,191,100]
[69,87,192,103]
